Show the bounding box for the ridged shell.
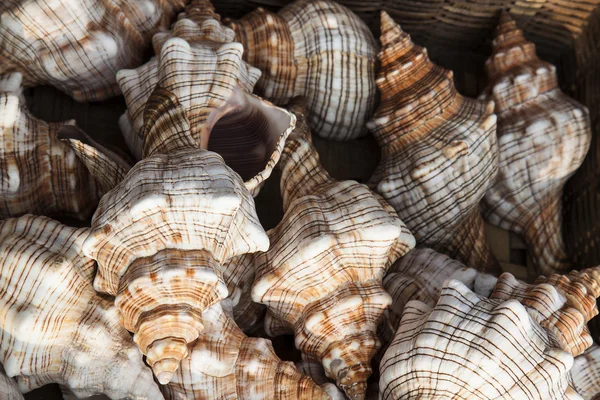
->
[295,361,349,400]
[0,0,186,101]
[0,365,22,400]
[367,13,500,273]
[162,302,331,400]
[252,101,415,400]
[0,215,162,399]
[225,0,378,140]
[482,12,592,276]
[380,279,582,400]
[570,344,600,400]
[379,248,498,353]
[0,72,128,220]
[490,268,600,356]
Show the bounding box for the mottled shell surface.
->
[0,215,163,400]
[162,302,330,400]
[0,0,186,101]
[0,365,22,400]
[570,344,600,400]
[252,102,415,400]
[368,13,499,273]
[482,12,592,276]
[380,279,582,400]
[226,0,378,140]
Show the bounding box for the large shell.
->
[481,12,592,276]
[380,279,582,400]
[252,101,415,400]
[225,0,378,140]
[162,302,331,400]
[0,365,22,400]
[0,215,163,399]
[0,72,129,220]
[367,13,500,273]
[0,0,186,101]
[570,344,600,399]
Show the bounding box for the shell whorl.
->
[368,13,500,273]
[570,344,600,400]
[380,279,582,400]
[0,215,162,399]
[482,12,592,276]
[226,0,378,140]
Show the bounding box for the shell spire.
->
[0,215,163,399]
[482,12,592,276]
[252,100,415,400]
[368,13,500,273]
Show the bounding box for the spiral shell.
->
[367,12,500,273]
[482,12,592,276]
[0,215,162,399]
[570,344,600,400]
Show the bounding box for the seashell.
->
[162,302,331,400]
[295,361,347,400]
[224,0,379,140]
[380,279,582,400]
[379,248,498,353]
[481,12,592,276]
[367,13,500,273]
[0,72,130,221]
[0,0,187,101]
[0,215,163,400]
[0,364,23,400]
[252,100,415,400]
[490,267,600,356]
[570,344,600,400]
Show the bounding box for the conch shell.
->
[0,365,22,400]
[0,0,186,101]
[162,302,331,400]
[225,0,379,140]
[252,101,415,399]
[0,215,163,399]
[570,344,600,399]
[481,12,592,276]
[0,72,129,220]
[380,279,582,399]
[367,13,500,273]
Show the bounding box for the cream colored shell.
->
[570,344,600,399]
[0,364,22,400]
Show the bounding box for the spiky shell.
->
[162,302,330,400]
[226,0,378,140]
[481,12,592,276]
[367,13,499,273]
[252,101,415,400]
[0,0,186,101]
[380,279,582,400]
[0,215,162,399]
[570,344,600,399]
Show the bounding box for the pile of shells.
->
[0,1,596,400]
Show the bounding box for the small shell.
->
[482,12,592,276]
[162,302,331,400]
[0,0,185,101]
[0,215,163,399]
[0,364,22,400]
[0,72,129,221]
[570,344,600,399]
[367,13,500,273]
[226,0,378,140]
[380,279,582,400]
[252,101,415,400]
[295,361,348,400]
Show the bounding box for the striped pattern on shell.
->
[162,302,330,400]
[83,147,269,384]
[0,215,162,399]
[481,12,592,276]
[0,0,186,101]
[0,365,22,400]
[367,13,500,273]
[380,279,582,400]
[226,0,378,140]
[0,73,111,221]
[570,344,600,400]
[252,103,415,400]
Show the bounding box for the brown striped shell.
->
[0,215,163,399]
[380,279,582,400]
[0,0,186,101]
[367,13,500,273]
[0,72,129,221]
[162,302,331,400]
[481,12,592,277]
[0,365,22,400]
[225,0,378,140]
[251,101,415,400]
[570,344,600,400]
